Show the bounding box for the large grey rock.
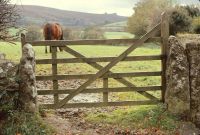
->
[178,122,200,135]
[165,36,190,115]
[18,43,37,113]
[186,42,200,128]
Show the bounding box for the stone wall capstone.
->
[165,36,190,115]
[186,42,200,127]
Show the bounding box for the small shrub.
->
[184,5,200,18]
[127,1,197,36]
[63,27,73,40]
[1,111,54,135]
[127,15,148,37]
[0,62,19,113]
[0,90,19,112]
[127,0,170,37]
[83,27,104,39]
[192,17,200,34]
[26,26,42,41]
[169,7,192,35]
[71,30,85,39]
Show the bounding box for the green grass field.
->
[86,104,180,134]
[104,32,134,39]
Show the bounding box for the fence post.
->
[52,46,59,105]
[21,33,26,54]
[161,12,169,102]
[103,78,108,102]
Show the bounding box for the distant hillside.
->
[16,5,127,27]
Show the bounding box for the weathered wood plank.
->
[57,23,161,108]
[52,47,59,104]
[40,100,161,109]
[37,86,162,95]
[36,71,162,80]
[36,55,163,64]
[103,78,108,102]
[28,37,161,46]
[161,12,169,102]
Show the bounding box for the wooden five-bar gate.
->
[21,13,169,109]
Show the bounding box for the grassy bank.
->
[1,111,54,135]
[86,104,181,134]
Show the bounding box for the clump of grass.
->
[1,110,55,135]
[86,104,180,133]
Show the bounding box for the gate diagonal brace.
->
[61,46,158,100]
[57,23,161,108]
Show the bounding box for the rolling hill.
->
[16,5,127,27]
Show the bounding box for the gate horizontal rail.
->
[36,55,163,64]
[36,71,162,80]
[27,37,161,46]
[37,86,162,95]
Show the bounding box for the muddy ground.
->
[36,80,199,135]
[37,80,167,135]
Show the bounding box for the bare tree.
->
[0,0,20,41]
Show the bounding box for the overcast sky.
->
[11,0,140,16]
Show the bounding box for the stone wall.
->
[0,58,19,111]
[18,44,37,112]
[186,42,200,127]
[0,43,37,113]
[166,36,200,128]
[165,36,190,115]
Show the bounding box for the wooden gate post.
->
[161,12,169,102]
[21,33,26,54]
[52,46,59,104]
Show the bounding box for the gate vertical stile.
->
[103,77,108,102]
[21,33,26,54]
[161,12,169,102]
[52,46,59,106]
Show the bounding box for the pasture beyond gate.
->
[22,13,169,109]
